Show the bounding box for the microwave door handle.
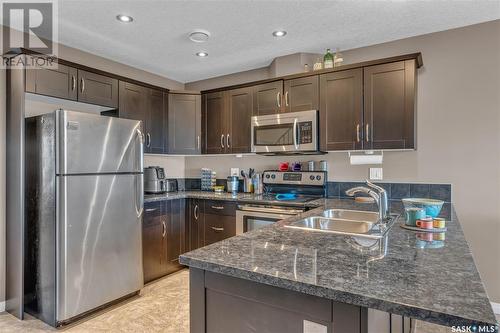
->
[293,118,299,150]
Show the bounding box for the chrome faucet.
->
[345,180,389,221]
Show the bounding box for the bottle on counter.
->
[334,48,344,67]
[324,48,334,69]
[313,57,323,71]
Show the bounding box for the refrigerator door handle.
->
[136,128,144,173]
[135,174,144,219]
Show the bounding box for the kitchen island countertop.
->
[179,198,497,328]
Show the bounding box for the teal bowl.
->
[402,198,444,218]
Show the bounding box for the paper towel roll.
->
[349,153,383,165]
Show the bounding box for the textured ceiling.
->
[53,0,500,82]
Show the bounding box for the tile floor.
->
[0,269,189,332]
[0,268,497,332]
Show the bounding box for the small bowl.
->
[213,185,225,193]
[402,198,444,218]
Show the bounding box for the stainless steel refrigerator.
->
[25,110,144,326]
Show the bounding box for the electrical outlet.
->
[230,168,240,176]
[369,168,383,180]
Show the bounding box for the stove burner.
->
[275,193,296,201]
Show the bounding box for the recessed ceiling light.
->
[116,14,133,23]
[189,30,210,43]
[272,30,287,37]
[196,52,208,57]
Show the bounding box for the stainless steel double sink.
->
[285,209,397,239]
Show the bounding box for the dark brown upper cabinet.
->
[283,76,319,113]
[363,60,416,150]
[26,63,78,100]
[148,89,167,154]
[168,93,201,155]
[228,87,253,153]
[204,92,228,154]
[77,70,118,108]
[119,82,167,154]
[253,81,283,116]
[320,69,363,151]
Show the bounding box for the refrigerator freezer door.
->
[56,174,144,322]
[56,110,143,175]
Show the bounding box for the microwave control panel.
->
[298,121,313,144]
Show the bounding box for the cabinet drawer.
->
[204,200,236,216]
[204,214,236,246]
[144,201,163,226]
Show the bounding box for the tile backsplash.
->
[175,178,452,203]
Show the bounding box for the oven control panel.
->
[262,171,326,186]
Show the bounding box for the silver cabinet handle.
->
[211,226,224,232]
[285,91,289,107]
[211,205,224,210]
[71,75,76,91]
[220,134,225,149]
[356,124,360,142]
[162,220,166,237]
[197,135,200,150]
[145,208,157,213]
[226,134,230,148]
[276,92,281,108]
[80,77,85,93]
[365,124,370,142]
[194,204,199,220]
[146,133,151,147]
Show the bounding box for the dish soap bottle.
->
[324,48,334,69]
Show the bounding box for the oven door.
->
[236,205,304,234]
[251,110,318,153]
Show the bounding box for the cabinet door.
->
[168,94,201,154]
[26,63,77,100]
[78,70,118,108]
[204,214,236,246]
[253,81,283,115]
[363,60,416,150]
[204,92,228,154]
[143,202,165,284]
[320,69,363,151]
[189,199,204,251]
[228,87,253,153]
[165,199,186,273]
[283,76,319,113]
[148,89,166,154]
[119,81,148,146]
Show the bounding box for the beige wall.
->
[185,20,500,302]
[0,41,185,307]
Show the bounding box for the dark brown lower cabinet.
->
[203,201,236,246]
[165,199,186,273]
[142,201,165,283]
[188,199,205,251]
[190,268,367,333]
[204,214,236,246]
[142,199,187,283]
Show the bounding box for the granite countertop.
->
[144,190,323,208]
[179,198,497,328]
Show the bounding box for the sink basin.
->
[285,209,397,239]
[292,217,374,233]
[321,209,380,223]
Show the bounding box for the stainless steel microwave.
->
[251,110,320,154]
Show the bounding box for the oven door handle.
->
[237,205,304,215]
